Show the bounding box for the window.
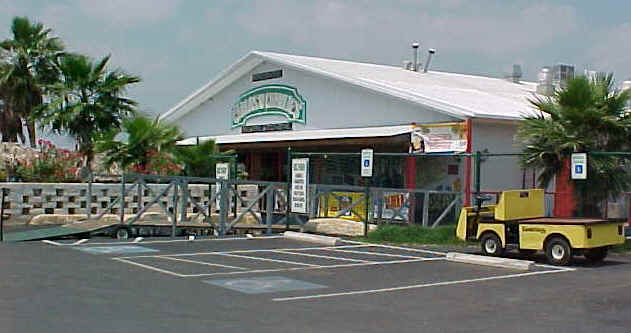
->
[252,70,282,82]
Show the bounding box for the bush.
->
[129,149,181,176]
[14,140,83,182]
[365,225,464,245]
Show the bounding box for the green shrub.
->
[365,225,464,245]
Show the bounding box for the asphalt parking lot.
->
[0,236,630,333]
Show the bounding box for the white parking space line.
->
[272,250,377,263]
[112,258,186,277]
[180,257,442,278]
[273,268,571,302]
[327,248,427,260]
[344,240,446,256]
[41,240,63,246]
[158,256,247,270]
[118,244,372,259]
[215,253,322,267]
[54,235,286,246]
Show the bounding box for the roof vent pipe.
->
[511,64,522,83]
[412,42,420,72]
[423,49,436,73]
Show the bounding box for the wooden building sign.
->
[231,84,306,128]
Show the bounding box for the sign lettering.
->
[232,85,306,128]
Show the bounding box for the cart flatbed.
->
[510,217,615,225]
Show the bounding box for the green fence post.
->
[0,188,5,242]
[474,151,482,198]
[120,174,125,225]
[286,147,292,230]
[364,185,370,237]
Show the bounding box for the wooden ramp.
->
[3,222,118,242]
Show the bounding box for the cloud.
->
[234,1,578,57]
[75,0,182,27]
[586,23,631,80]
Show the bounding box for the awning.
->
[177,125,416,146]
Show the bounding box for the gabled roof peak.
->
[161,51,539,122]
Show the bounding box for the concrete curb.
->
[284,231,341,246]
[446,252,535,271]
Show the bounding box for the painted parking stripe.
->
[158,256,247,270]
[344,240,446,256]
[112,258,186,277]
[180,257,443,278]
[273,268,571,302]
[271,250,378,263]
[114,257,441,279]
[326,248,428,260]
[118,244,372,259]
[215,253,322,267]
[56,235,285,246]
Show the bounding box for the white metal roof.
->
[177,124,416,145]
[161,51,540,123]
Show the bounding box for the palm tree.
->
[517,74,631,216]
[175,140,234,177]
[95,114,182,173]
[0,16,64,146]
[35,53,140,168]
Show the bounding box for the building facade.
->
[161,51,540,209]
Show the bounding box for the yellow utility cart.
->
[456,189,625,265]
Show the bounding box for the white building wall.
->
[472,120,524,192]
[174,62,458,137]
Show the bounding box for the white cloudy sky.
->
[2,0,630,118]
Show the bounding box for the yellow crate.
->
[495,189,545,221]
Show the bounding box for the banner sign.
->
[571,153,587,180]
[411,122,467,153]
[318,192,367,222]
[232,84,306,128]
[291,158,309,213]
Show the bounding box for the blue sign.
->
[575,165,583,174]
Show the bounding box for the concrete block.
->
[446,252,535,271]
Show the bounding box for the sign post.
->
[215,163,230,212]
[361,149,374,236]
[291,158,309,214]
[571,153,587,180]
[361,149,374,177]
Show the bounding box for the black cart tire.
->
[114,227,130,240]
[584,247,608,262]
[480,233,504,256]
[545,237,572,266]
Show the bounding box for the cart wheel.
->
[115,227,130,240]
[480,233,504,256]
[584,247,608,262]
[545,237,572,266]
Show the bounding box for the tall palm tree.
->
[95,114,182,172]
[517,74,631,216]
[35,53,140,168]
[0,16,64,146]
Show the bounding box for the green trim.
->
[231,84,307,128]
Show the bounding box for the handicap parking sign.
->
[571,153,587,180]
